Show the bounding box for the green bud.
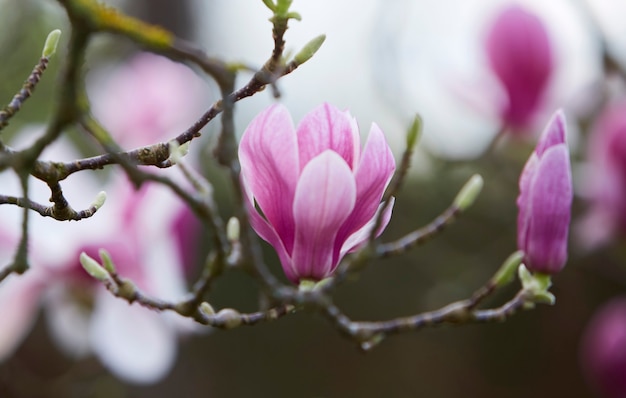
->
[99,249,117,275]
[92,191,107,210]
[226,217,240,242]
[406,114,423,150]
[292,34,326,66]
[492,251,524,287]
[168,140,190,164]
[199,301,216,316]
[453,174,484,211]
[79,252,110,282]
[216,308,242,329]
[42,29,61,58]
[275,0,293,15]
[518,265,555,305]
[298,279,316,292]
[361,333,385,351]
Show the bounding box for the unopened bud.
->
[99,249,116,275]
[216,308,242,329]
[42,29,61,58]
[293,34,326,66]
[226,217,240,242]
[493,250,524,287]
[79,252,110,282]
[518,265,555,305]
[406,114,423,150]
[276,0,293,15]
[453,174,484,211]
[92,191,107,209]
[199,302,216,316]
[168,141,190,164]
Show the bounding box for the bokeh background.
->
[1,0,626,397]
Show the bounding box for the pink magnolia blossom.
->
[517,110,572,274]
[579,100,626,247]
[0,174,197,384]
[239,103,396,283]
[89,52,210,148]
[581,297,626,398]
[485,5,554,130]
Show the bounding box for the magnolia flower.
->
[89,52,210,148]
[579,100,626,248]
[239,103,395,283]
[0,177,197,383]
[581,297,626,398]
[485,5,554,130]
[517,110,572,274]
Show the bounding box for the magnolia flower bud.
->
[581,298,626,398]
[485,5,553,130]
[517,110,572,274]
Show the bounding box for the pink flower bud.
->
[517,110,572,274]
[239,103,396,283]
[581,298,626,398]
[582,100,626,245]
[485,5,554,130]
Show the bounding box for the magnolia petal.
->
[90,291,177,384]
[526,146,573,273]
[340,197,395,259]
[296,103,361,171]
[334,123,395,261]
[239,104,299,252]
[292,151,356,280]
[536,110,567,156]
[516,153,538,250]
[242,184,297,282]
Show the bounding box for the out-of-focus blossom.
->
[485,5,554,131]
[90,52,210,148]
[0,176,196,384]
[239,103,395,283]
[579,100,626,248]
[581,297,626,398]
[517,110,572,274]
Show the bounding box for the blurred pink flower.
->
[517,110,572,274]
[90,52,210,148]
[581,297,626,398]
[239,103,395,283]
[0,176,197,384]
[485,5,554,131]
[579,100,626,247]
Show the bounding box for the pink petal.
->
[340,197,395,258]
[334,123,396,260]
[239,104,300,253]
[291,151,356,281]
[242,183,297,282]
[536,109,566,156]
[296,103,361,171]
[525,146,572,273]
[90,291,177,384]
[516,153,538,250]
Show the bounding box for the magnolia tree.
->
[5,0,620,393]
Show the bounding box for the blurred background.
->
[1,0,626,397]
